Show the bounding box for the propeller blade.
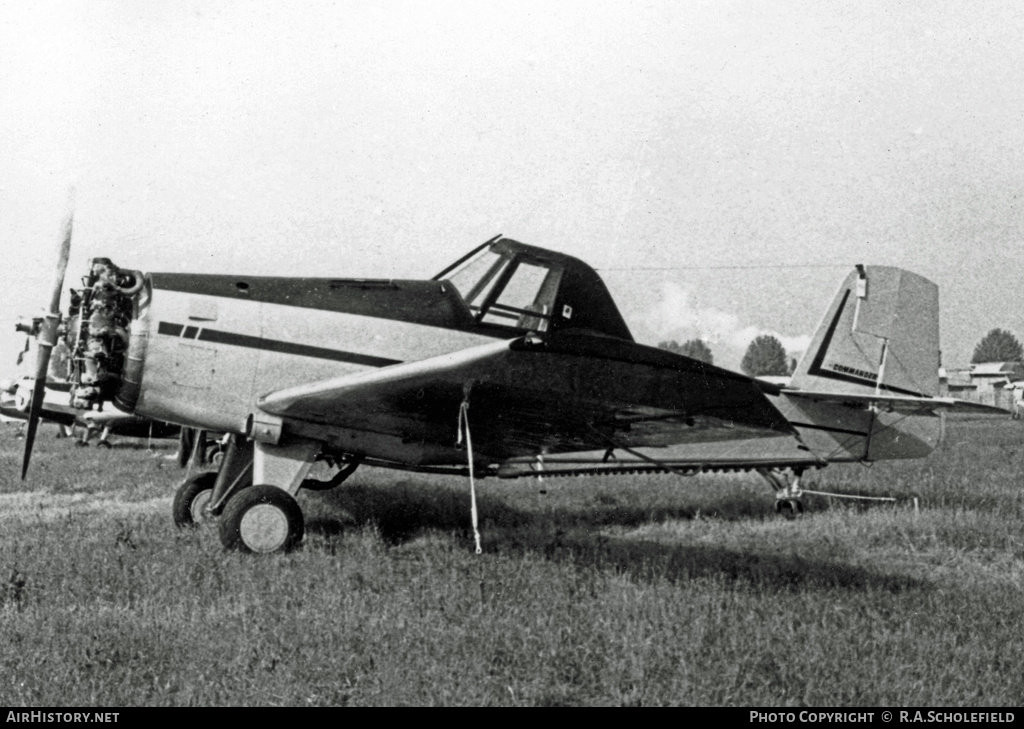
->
[20,373,49,480]
[22,211,73,480]
[48,211,73,315]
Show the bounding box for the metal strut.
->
[585,423,697,477]
[457,387,483,555]
[758,467,803,500]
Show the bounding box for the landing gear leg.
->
[218,437,320,553]
[170,433,254,529]
[758,468,805,518]
[206,434,254,517]
[76,426,95,447]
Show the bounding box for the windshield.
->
[447,250,508,311]
[479,261,562,331]
[446,248,563,332]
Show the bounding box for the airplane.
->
[2,374,182,445]
[18,220,1005,554]
[3,317,179,446]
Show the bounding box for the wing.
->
[258,333,799,462]
[0,402,78,426]
[0,379,78,426]
[781,388,1008,415]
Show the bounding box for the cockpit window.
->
[447,249,507,310]
[445,247,562,332]
[480,261,562,331]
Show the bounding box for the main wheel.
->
[172,472,218,528]
[219,484,304,554]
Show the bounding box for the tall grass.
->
[1,417,1022,705]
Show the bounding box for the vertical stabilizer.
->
[790,266,939,398]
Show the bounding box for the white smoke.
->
[645,282,811,365]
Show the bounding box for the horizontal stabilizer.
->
[783,388,1008,415]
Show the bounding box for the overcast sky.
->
[2,1,1022,371]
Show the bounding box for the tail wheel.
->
[172,471,218,527]
[219,484,304,554]
[775,498,804,519]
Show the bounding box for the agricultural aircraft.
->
[18,220,1004,553]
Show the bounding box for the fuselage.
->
[123,277,940,468]
[134,274,500,460]
[78,240,642,466]
[65,240,942,473]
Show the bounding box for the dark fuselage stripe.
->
[157,321,401,367]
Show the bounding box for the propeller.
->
[21,209,73,479]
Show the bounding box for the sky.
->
[2,0,1023,372]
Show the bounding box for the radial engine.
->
[65,258,145,411]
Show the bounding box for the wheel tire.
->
[775,498,804,519]
[172,472,218,528]
[219,484,304,554]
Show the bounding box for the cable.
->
[799,488,896,503]
[458,398,483,555]
[596,264,850,271]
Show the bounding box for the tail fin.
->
[790,265,939,398]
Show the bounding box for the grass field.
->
[1,417,1023,706]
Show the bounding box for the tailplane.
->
[790,265,939,398]
[779,265,1002,465]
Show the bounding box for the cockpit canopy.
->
[435,237,633,341]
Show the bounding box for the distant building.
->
[938,367,976,397]
[969,362,1024,393]
[940,362,1023,410]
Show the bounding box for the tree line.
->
[657,328,1024,377]
[657,336,794,377]
[971,328,1023,364]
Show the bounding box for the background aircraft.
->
[2,374,181,445]
[4,314,180,446]
[18,222,1003,554]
